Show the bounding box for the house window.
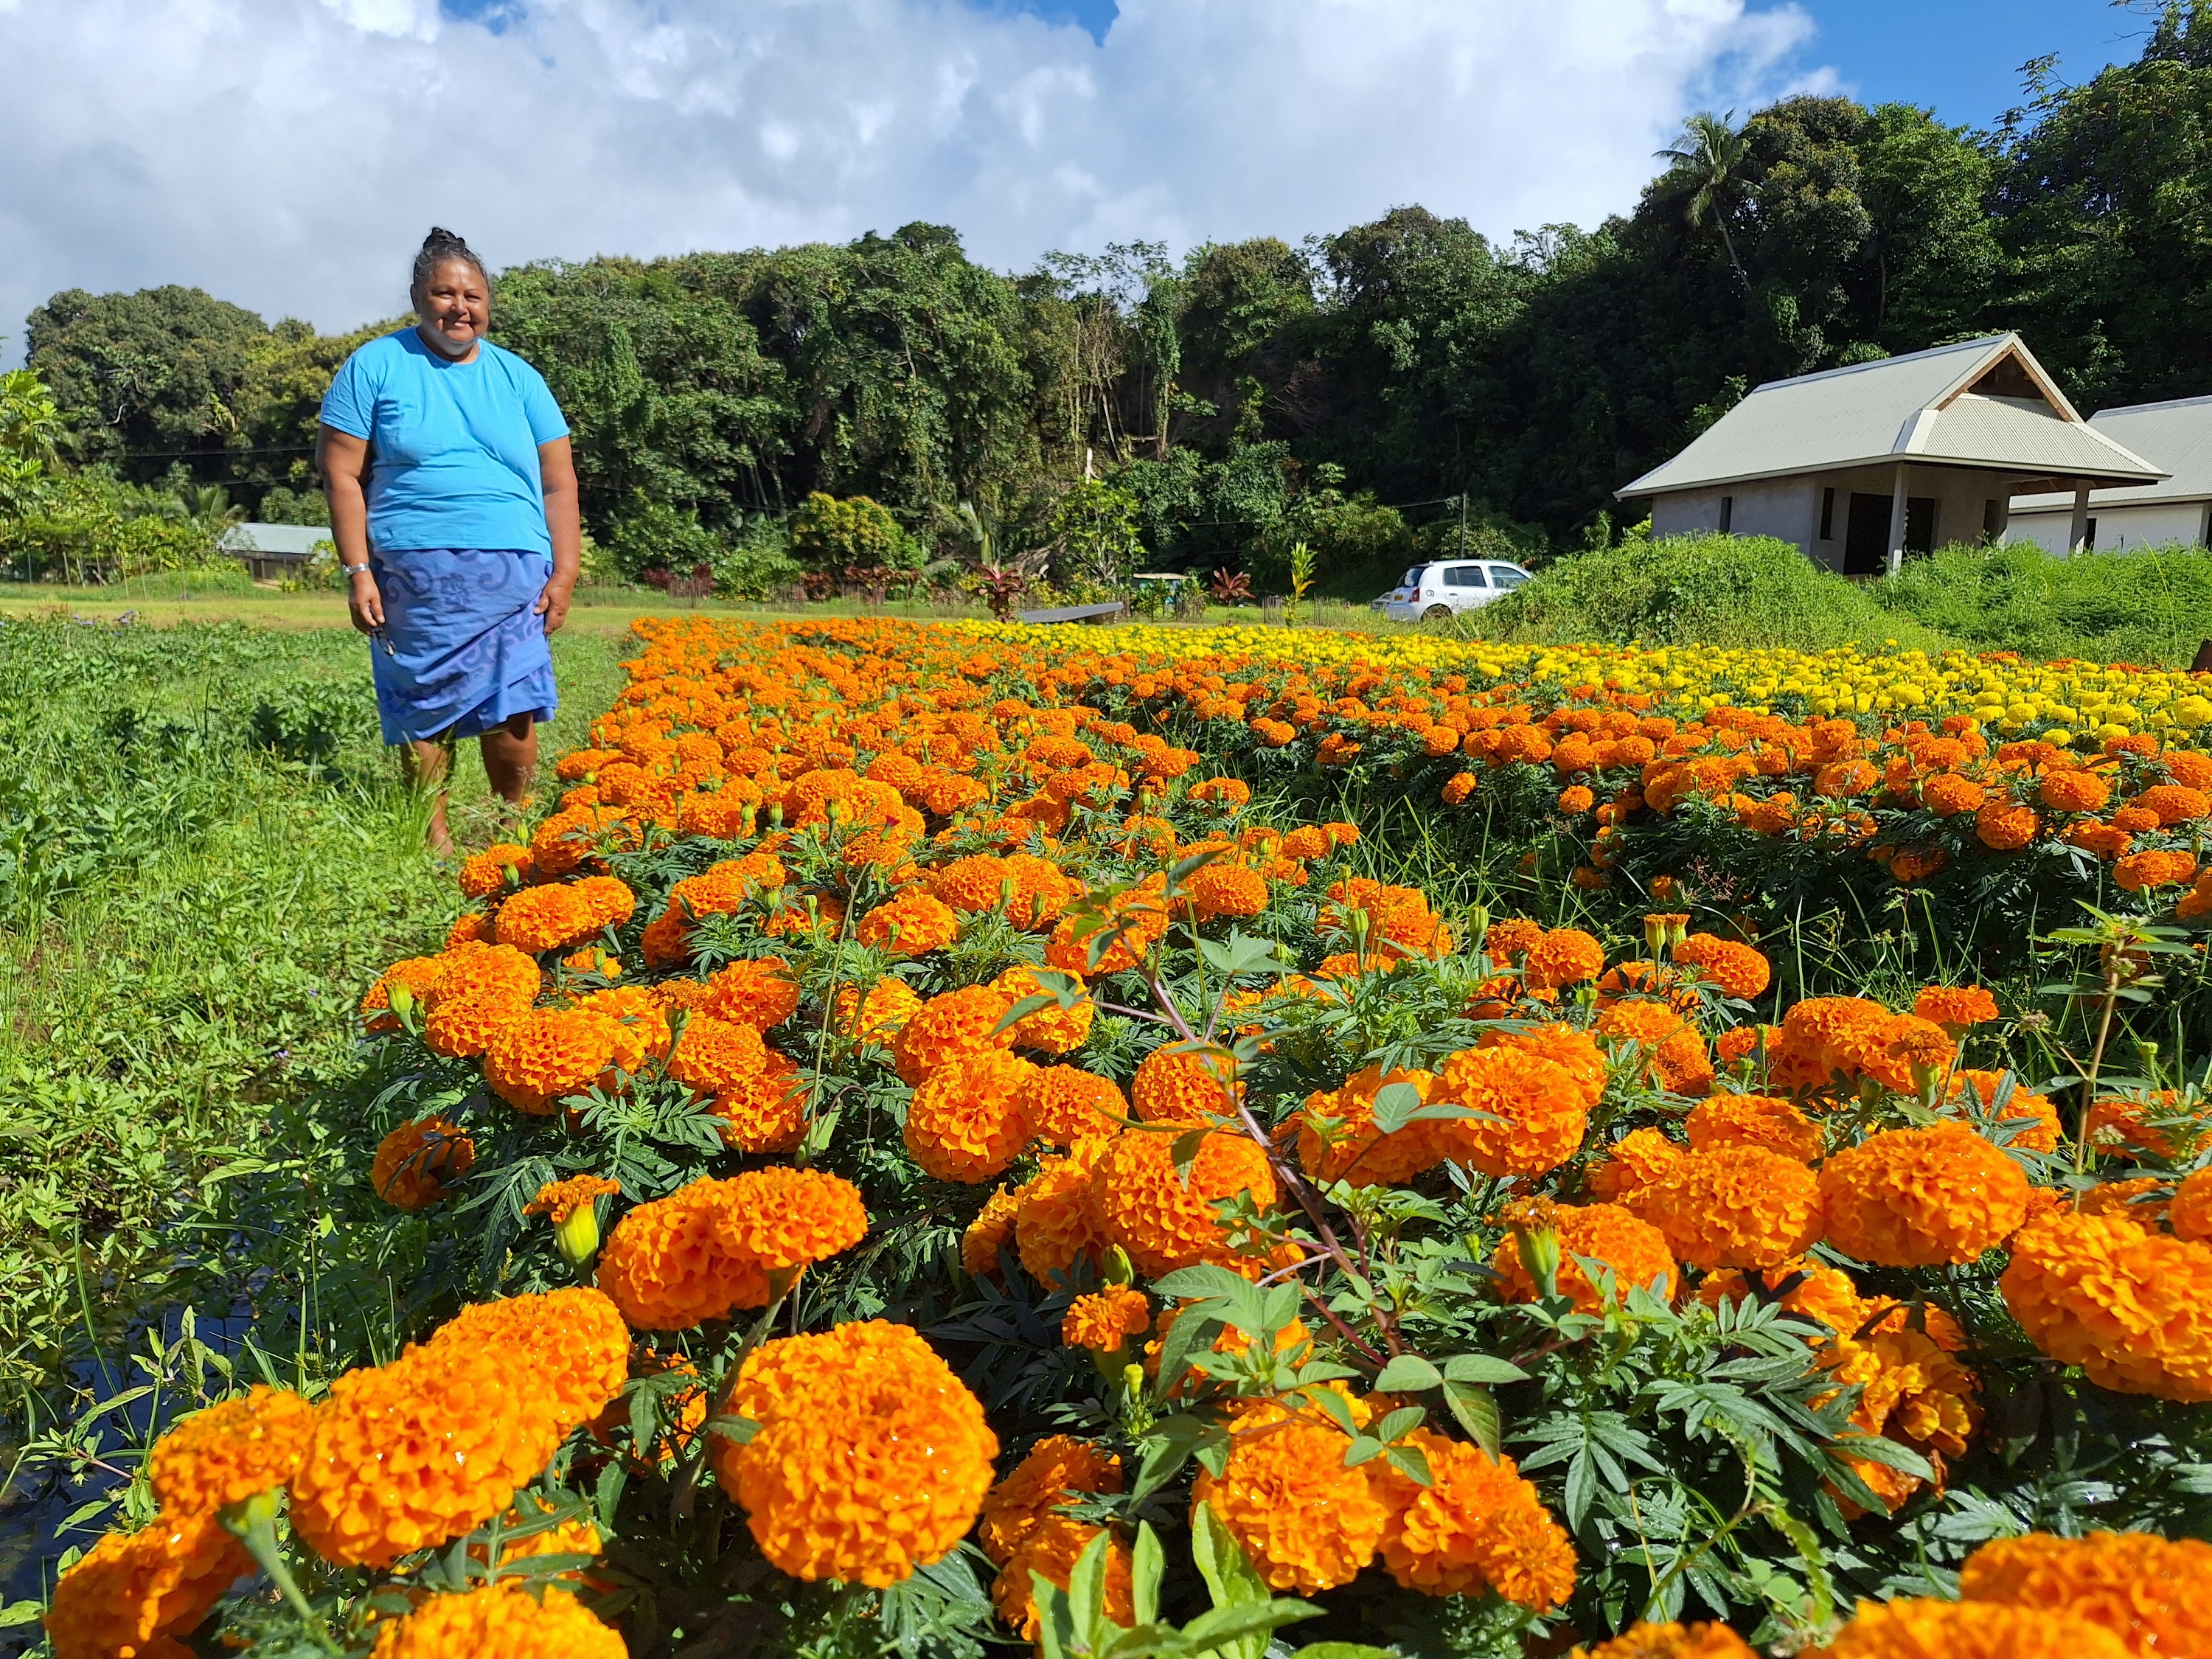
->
[1719,495,1734,532]
[1905,497,1937,554]
[1820,487,1836,540]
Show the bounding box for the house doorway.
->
[1843,494,1891,574]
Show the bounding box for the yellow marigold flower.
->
[963,1184,1023,1277]
[1371,1428,1576,1608]
[835,975,925,1045]
[712,1166,868,1273]
[1131,1043,1242,1122]
[523,1174,621,1225]
[1568,1622,1756,1659]
[1015,1137,1114,1283]
[713,1321,998,1586]
[598,1180,770,1330]
[1062,1284,1150,1353]
[1915,984,2000,1031]
[428,1287,630,1433]
[906,1048,1038,1183]
[1823,1596,2132,1659]
[1429,1046,1588,1178]
[893,982,1018,1086]
[148,1384,316,1516]
[1636,1146,1823,1270]
[1819,1123,2028,1267]
[856,890,961,954]
[290,1341,563,1567]
[1095,1127,1277,1279]
[44,1511,250,1659]
[2000,1211,2212,1402]
[1959,1529,2212,1658]
[666,1014,770,1094]
[369,1582,626,1659]
[1586,1126,1684,1206]
[1685,1093,1823,1163]
[1191,1398,1386,1593]
[370,1116,476,1209]
[482,1006,630,1115]
[976,1434,1125,1564]
[361,954,443,1034]
[1492,1202,1677,1313]
[992,1515,1135,1641]
[707,1051,810,1154]
[990,964,1097,1057]
[1018,1065,1130,1147]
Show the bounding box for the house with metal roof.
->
[2008,394,2212,554]
[1617,334,2166,573]
[218,522,330,581]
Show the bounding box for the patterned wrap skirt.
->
[367,547,559,745]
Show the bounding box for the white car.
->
[1371,560,1531,622]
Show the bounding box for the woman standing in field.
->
[318,227,580,855]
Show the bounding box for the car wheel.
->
[1422,604,1452,621]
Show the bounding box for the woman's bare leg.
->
[479,714,538,830]
[403,736,456,855]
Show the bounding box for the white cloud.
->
[0,0,1823,362]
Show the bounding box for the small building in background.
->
[1618,334,2164,572]
[2007,394,2212,554]
[219,523,330,581]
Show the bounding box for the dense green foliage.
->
[24,7,2212,588]
[1868,540,2212,666]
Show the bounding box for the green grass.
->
[1867,540,2212,667]
[0,617,630,1436]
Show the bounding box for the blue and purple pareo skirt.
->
[367,548,559,745]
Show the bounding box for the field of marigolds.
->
[33,613,2212,1659]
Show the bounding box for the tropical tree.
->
[1657,111,1753,291]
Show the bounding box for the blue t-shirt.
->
[319,329,568,555]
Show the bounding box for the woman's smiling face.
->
[414,257,489,358]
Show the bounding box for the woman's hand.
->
[536,574,574,635]
[348,569,386,634]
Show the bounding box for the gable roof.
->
[1618,334,2166,499]
[2013,394,2212,512]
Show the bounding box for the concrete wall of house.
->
[2007,500,2211,555]
[1651,465,2015,569]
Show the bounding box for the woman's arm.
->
[317,425,380,633]
[537,437,581,634]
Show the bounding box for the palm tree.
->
[1657,111,1752,292]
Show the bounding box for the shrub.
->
[605,494,801,598]
[1871,540,2212,667]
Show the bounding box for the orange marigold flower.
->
[1636,1147,1823,1270]
[699,954,800,1029]
[524,1174,620,1225]
[977,1434,1125,1564]
[1492,1202,1677,1312]
[926,854,1015,912]
[1484,917,1546,962]
[1585,1127,1684,1206]
[371,1116,476,1209]
[1596,1000,1714,1096]
[714,1320,998,1586]
[992,1516,1135,1641]
[962,1185,1023,1278]
[1372,1428,1576,1608]
[856,891,960,954]
[422,944,540,1058]
[835,975,925,1045]
[43,1511,250,1659]
[1132,1043,1242,1123]
[368,1582,627,1659]
[598,1180,770,1330]
[1976,797,2040,850]
[2172,1167,2212,1243]
[429,1287,630,1434]
[2116,849,2199,892]
[1015,1137,1114,1282]
[1686,1093,1822,1162]
[1958,1528,2212,1658]
[1673,933,1771,999]
[2132,782,2212,824]
[1430,1046,1588,1178]
[708,1051,810,1154]
[1916,983,2000,1030]
[991,963,1096,1054]
[1822,1597,2132,1659]
[149,1384,317,1516]
[1189,776,1251,807]
[711,1166,868,1273]
[482,1006,630,1115]
[1095,1127,1277,1279]
[458,842,533,898]
[493,883,599,954]
[290,1341,563,1567]
[1520,928,1606,991]
[1294,1065,1444,1188]
[1820,1123,2028,1267]
[361,954,444,1034]
[1191,1398,1386,1593]
[1062,1284,1150,1353]
[906,1048,1039,1183]
[2000,1211,2212,1402]
[666,1014,770,1095]
[2039,770,2113,814]
[1695,1257,1867,1338]
[1018,1065,1130,1146]
[1184,860,1269,918]
[1567,1622,1756,1659]
[893,982,1018,1086]
[1477,1023,1610,1108]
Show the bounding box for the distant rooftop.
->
[2014,394,2212,511]
[218,523,330,557]
[1619,334,2165,498]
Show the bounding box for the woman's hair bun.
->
[411,228,487,299]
